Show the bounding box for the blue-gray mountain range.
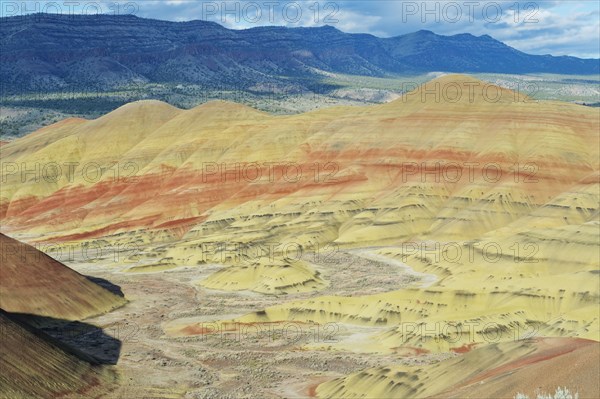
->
[1,13,598,93]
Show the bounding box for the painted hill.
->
[0,14,598,94]
[1,73,597,316]
[1,74,598,397]
[0,233,126,320]
[0,309,117,398]
[2,74,598,267]
[317,337,599,399]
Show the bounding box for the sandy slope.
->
[317,337,599,399]
[0,309,117,399]
[0,233,125,320]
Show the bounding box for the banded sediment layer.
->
[1,75,598,396]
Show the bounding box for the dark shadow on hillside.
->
[85,275,125,297]
[10,313,122,365]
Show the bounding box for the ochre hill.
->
[1,74,598,397]
[0,309,118,398]
[1,74,596,289]
[317,337,599,399]
[0,233,125,320]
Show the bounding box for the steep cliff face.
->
[1,14,598,93]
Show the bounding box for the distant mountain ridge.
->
[1,13,599,93]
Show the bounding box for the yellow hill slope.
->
[0,233,125,320]
[0,309,118,399]
[1,74,598,397]
[317,337,599,399]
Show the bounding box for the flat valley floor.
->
[55,249,452,399]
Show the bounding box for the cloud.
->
[332,0,599,58]
[141,0,600,58]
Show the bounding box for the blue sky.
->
[2,1,599,58]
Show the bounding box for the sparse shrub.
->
[514,387,579,399]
